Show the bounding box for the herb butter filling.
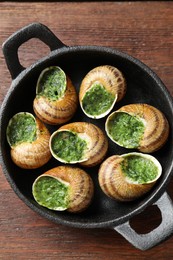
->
[37,67,66,101]
[107,112,145,148]
[82,84,115,117]
[51,131,87,163]
[33,176,69,210]
[6,113,37,147]
[121,155,158,184]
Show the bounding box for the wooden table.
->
[1,1,173,259]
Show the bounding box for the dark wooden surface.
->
[1,2,173,259]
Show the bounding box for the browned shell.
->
[33,76,78,125]
[79,65,126,103]
[98,155,159,201]
[11,118,51,169]
[41,166,94,213]
[111,103,169,153]
[59,122,108,167]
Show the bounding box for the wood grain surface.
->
[0,2,173,259]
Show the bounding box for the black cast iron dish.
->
[1,23,173,250]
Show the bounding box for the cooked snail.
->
[33,66,78,125]
[49,122,108,167]
[79,65,126,119]
[32,166,94,213]
[106,103,169,153]
[98,152,162,201]
[6,112,51,169]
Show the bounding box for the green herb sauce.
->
[107,112,145,148]
[33,176,69,210]
[37,67,66,101]
[7,113,37,147]
[51,131,87,162]
[121,155,158,184]
[82,84,115,117]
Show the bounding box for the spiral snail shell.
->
[98,152,162,201]
[49,122,108,167]
[6,112,51,169]
[106,103,169,153]
[32,166,94,213]
[33,66,78,125]
[79,65,126,119]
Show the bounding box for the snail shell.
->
[49,122,108,167]
[32,166,94,213]
[33,66,78,125]
[79,65,126,119]
[6,112,51,169]
[106,103,169,153]
[98,152,162,201]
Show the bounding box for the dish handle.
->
[114,192,173,250]
[2,22,66,79]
